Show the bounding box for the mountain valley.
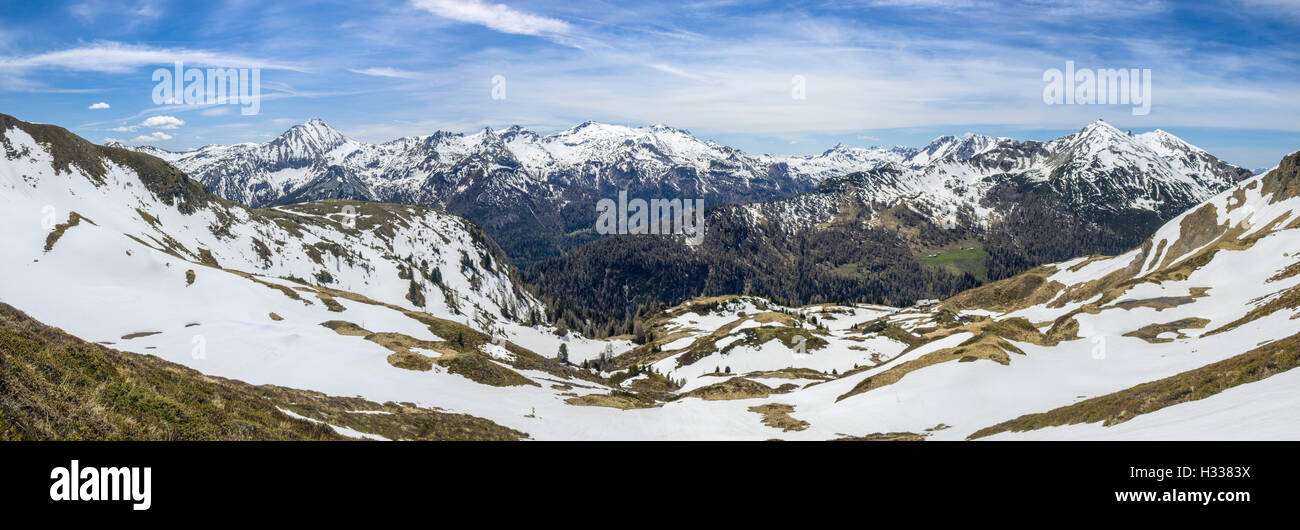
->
[3,112,1297,440]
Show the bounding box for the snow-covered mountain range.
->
[524,121,1254,324]
[116,119,1250,268]
[121,120,836,266]
[124,119,849,209]
[6,113,1300,440]
[736,121,1250,234]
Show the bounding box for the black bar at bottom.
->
[0,441,1288,518]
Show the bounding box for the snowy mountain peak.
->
[648,123,693,135]
[910,132,1006,166]
[563,120,607,134]
[295,117,344,137]
[274,118,350,155]
[555,121,638,140]
[1135,128,1207,156]
[498,125,539,142]
[1073,118,1131,140]
[1056,120,1149,155]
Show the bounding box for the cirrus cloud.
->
[411,0,570,36]
[0,42,306,73]
[349,67,426,79]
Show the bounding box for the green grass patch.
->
[918,243,987,281]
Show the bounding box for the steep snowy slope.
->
[7,118,539,329]
[0,114,642,439]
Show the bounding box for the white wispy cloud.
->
[131,131,171,142]
[1022,0,1169,17]
[69,0,164,22]
[10,0,1292,168]
[865,0,1169,18]
[88,101,109,109]
[648,63,709,83]
[865,0,988,8]
[81,88,376,130]
[0,42,307,73]
[411,0,571,36]
[1241,0,1300,17]
[349,67,426,79]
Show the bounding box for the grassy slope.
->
[0,302,525,441]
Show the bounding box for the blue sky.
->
[0,0,1297,168]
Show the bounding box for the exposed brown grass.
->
[721,326,830,356]
[0,301,523,440]
[837,318,1051,402]
[748,403,809,432]
[120,331,161,340]
[43,211,95,252]
[226,270,313,306]
[320,320,371,337]
[385,351,437,371]
[1122,318,1210,344]
[316,292,346,312]
[682,377,794,401]
[941,267,1063,313]
[969,331,1300,439]
[1268,261,1300,283]
[1109,294,1205,311]
[312,284,594,386]
[742,367,835,381]
[834,432,926,441]
[1202,283,1300,337]
[564,391,656,409]
[442,352,538,387]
